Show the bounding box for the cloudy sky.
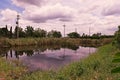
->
[0,0,120,35]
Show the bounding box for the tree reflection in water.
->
[2,45,79,59]
[0,45,96,71]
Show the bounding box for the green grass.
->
[18,44,120,80]
[0,58,27,80]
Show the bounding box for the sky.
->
[0,0,120,35]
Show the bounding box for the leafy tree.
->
[25,26,34,37]
[14,26,26,38]
[113,26,120,49]
[67,32,80,38]
[19,27,26,38]
[91,33,101,39]
[47,30,62,38]
[33,28,47,38]
[0,25,9,37]
[81,33,88,38]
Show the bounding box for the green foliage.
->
[113,26,120,49]
[47,30,62,38]
[112,58,120,63]
[67,32,80,38]
[33,28,47,38]
[92,33,101,39]
[111,67,120,73]
[18,27,26,38]
[25,26,34,37]
[111,26,120,75]
[0,25,114,39]
[112,52,120,74]
[0,25,10,37]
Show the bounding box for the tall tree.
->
[19,27,26,38]
[0,25,9,37]
[33,28,47,38]
[25,26,34,37]
[47,30,62,38]
[67,32,80,38]
[92,33,101,39]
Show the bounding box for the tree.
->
[92,33,101,39]
[67,32,80,38]
[19,27,26,38]
[81,33,88,38]
[33,28,47,38]
[113,26,120,49]
[47,30,62,38]
[25,26,34,37]
[111,26,120,74]
[0,25,9,37]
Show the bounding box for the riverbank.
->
[18,44,120,80]
[0,38,113,47]
[0,58,26,80]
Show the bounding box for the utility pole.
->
[75,28,77,32]
[16,14,20,38]
[63,24,66,37]
[10,26,12,38]
[89,27,91,37]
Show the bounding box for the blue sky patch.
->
[0,0,24,13]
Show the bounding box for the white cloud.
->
[22,3,77,23]
[0,8,18,28]
[0,0,119,35]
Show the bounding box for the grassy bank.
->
[18,44,120,80]
[0,38,113,47]
[0,58,26,80]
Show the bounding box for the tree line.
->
[0,25,62,38]
[0,25,114,39]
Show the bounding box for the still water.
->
[1,46,96,71]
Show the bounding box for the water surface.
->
[1,46,96,71]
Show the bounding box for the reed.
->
[0,38,113,47]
